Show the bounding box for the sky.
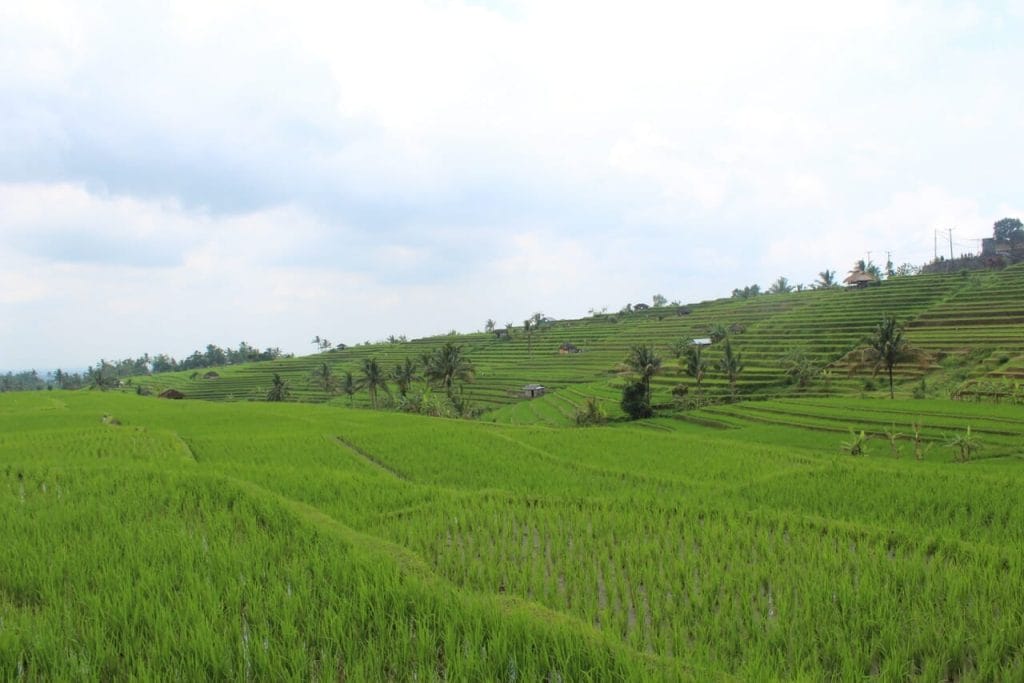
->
[2,1,1023,370]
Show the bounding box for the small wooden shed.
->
[559,342,580,354]
[843,271,877,288]
[522,384,546,398]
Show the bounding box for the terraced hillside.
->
[134,265,1024,415]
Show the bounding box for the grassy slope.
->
[133,264,1024,419]
[3,391,1024,679]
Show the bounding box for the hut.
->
[559,342,581,354]
[843,271,877,288]
[522,384,546,399]
[494,328,510,340]
[158,389,185,400]
[202,371,220,379]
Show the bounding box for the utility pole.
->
[934,230,938,261]
[948,229,954,261]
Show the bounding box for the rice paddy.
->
[3,390,1023,679]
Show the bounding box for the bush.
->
[574,397,607,426]
[912,378,927,399]
[620,381,652,420]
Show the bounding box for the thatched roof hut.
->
[844,271,877,288]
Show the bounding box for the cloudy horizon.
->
[3,1,1023,370]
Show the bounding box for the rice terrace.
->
[5,262,1024,680]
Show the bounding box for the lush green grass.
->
[3,391,1024,679]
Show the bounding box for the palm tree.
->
[391,358,419,398]
[768,276,793,294]
[425,342,475,395]
[357,358,389,408]
[266,373,290,401]
[682,345,709,396]
[718,340,743,399]
[816,269,837,288]
[624,344,662,406]
[858,315,926,399]
[310,335,322,352]
[310,362,339,397]
[484,319,496,333]
[523,319,534,356]
[340,371,357,407]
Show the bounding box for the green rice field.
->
[3,390,1023,679]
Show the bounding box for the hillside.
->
[4,391,1024,679]
[133,264,1024,417]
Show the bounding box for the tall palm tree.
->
[523,319,534,356]
[425,342,475,395]
[340,371,357,407]
[858,315,926,399]
[718,340,743,399]
[391,358,419,398]
[484,319,496,333]
[266,373,290,401]
[624,344,662,406]
[310,362,339,397]
[682,345,709,396]
[357,358,389,408]
[768,276,793,294]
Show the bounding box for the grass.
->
[3,390,1024,679]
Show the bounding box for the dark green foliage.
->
[993,217,1023,243]
[620,381,652,419]
[265,373,290,401]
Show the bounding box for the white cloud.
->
[2,2,1023,367]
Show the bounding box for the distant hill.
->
[132,263,1024,419]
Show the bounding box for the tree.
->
[768,276,793,294]
[310,362,339,397]
[424,342,475,396]
[815,270,837,288]
[708,323,729,343]
[391,358,419,398]
[310,335,323,352]
[682,344,709,397]
[731,284,761,299]
[718,340,743,399]
[484,319,496,334]
[266,373,290,401]
[340,371,357,407]
[523,319,534,356]
[652,293,667,307]
[993,217,1023,243]
[857,315,927,399]
[624,344,662,407]
[620,381,652,419]
[357,358,389,408]
[574,397,607,426]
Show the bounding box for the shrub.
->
[574,397,607,426]
[620,381,652,420]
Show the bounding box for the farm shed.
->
[559,342,581,354]
[202,371,220,379]
[494,328,510,339]
[691,337,713,347]
[158,389,185,399]
[522,384,546,398]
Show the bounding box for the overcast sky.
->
[3,1,1023,370]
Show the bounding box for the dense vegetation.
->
[2,391,1023,679]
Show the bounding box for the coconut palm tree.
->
[266,373,290,401]
[857,315,927,399]
[391,358,420,398]
[768,276,793,294]
[718,340,743,399]
[425,342,475,396]
[523,319,534,356]
[310,362,339,397]
[815,269,837,288]
[624,344,662,406]
[340,371,357,407]
[682,345,709,396]
[357,358,389,408]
